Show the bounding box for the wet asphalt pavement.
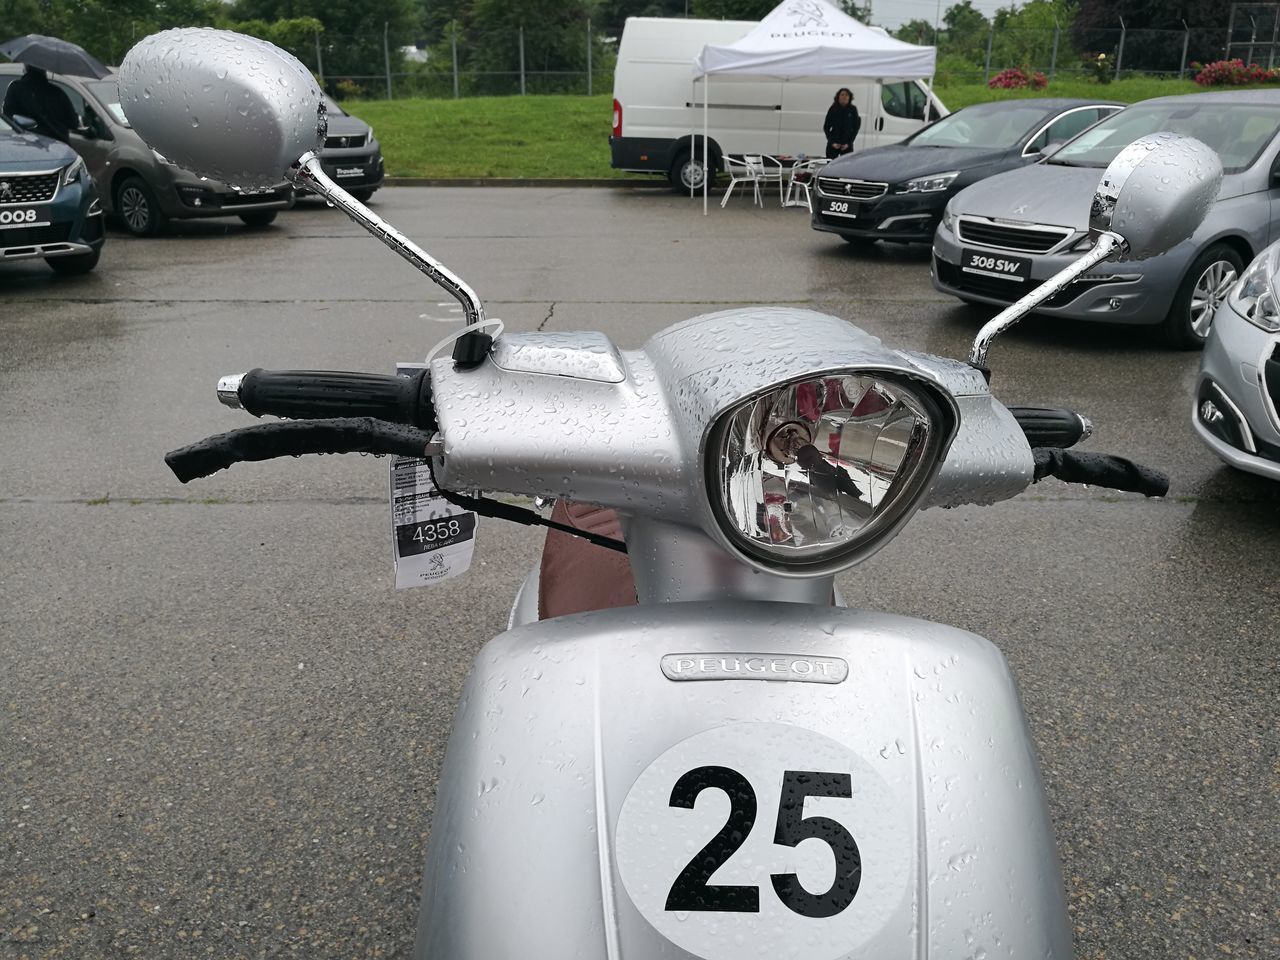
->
[1,187,1277,959]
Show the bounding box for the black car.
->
[811,98,1121,246]
[0,112,104,274]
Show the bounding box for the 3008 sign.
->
[0,209,39,225]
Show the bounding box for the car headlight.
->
[902,171,959,193]
[61,155,85,185]
[1228,242,1280,333]
[1070,234,1096,252]
[941,203,957,234]
[152,148,176,165]
[708,372,951,570]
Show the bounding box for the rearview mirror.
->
[117,27,326,189]
[1089,131,1222,261]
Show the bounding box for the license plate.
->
[0,207,49,227]
[820,197,859,218]
[335,167,363,178]
[961,248,1032,282]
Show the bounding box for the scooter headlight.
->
[1228,241,1280,333]
[708,372,950,570]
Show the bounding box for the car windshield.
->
[910,104,1050,149]
[1049,101,1280,172]
[86,81,129,125]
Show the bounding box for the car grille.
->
[934,256,1122,309]
[956,217,1071,253]
[0,172,60,205]
[324,134,367,149]
[0,222,71,247]
[816,177,887,200]
[220,189,288,207]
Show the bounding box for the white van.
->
[610,17,947,191]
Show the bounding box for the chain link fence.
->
[285,22,623,101]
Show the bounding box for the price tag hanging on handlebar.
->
[388,363,477,589]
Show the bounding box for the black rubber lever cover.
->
[238,368,436,430]
[1009,406,1090,449]
[1032,448,1169,497]
[165,417,437,483]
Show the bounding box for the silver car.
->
[1194,239,1280,480]
[933,91,1280,347]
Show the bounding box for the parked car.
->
[811,98,1120,246]
[0,111,104,274]
[932,90,1280,347]
[1193,239,1280,479]
[0,64,294,236]
[296,97,383,202]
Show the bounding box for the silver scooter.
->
[120,30,1223,960]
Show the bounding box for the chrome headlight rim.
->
[702,368,957,575]
[61,155,86,185]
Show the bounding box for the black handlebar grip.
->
[236,368,436,430]
[1009,406,1092,449]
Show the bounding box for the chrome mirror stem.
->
[288,152,485,326]
[967,231,1124,369]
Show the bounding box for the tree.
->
[690,0,776,19]
[990,0,1077,74]
[895,19,937,46]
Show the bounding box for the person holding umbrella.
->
[2,65,79,142]
[0,34,110,142]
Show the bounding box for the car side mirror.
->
[11,114,37,132]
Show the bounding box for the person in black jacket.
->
[823,87,861,160]
[2,65,79,143]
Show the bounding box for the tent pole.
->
[689,78,696,198]
[703,74,709,216]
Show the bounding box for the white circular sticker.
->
[614,722,912,960]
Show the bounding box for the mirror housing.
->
[1089,131,1222,262]
[117,27,326,190]
[11,114,37,132]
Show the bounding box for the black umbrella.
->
[0,34,110,79]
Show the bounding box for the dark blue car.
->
[0,112,104,274]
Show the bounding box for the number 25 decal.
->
[664,766,862,918]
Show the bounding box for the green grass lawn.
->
[344,78,1277,180]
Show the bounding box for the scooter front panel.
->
[415,602,1072,960]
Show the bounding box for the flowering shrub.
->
[1082,52,1112,84]
[987,67,1048,90]
[1191,59,1280,86]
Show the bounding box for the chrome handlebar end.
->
[217,374,245,409]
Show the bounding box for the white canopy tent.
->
[692,0,937,212]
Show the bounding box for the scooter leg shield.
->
[414,601,1072,960]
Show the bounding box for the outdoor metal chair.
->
[720,155,765,208]
[784,157,830,211]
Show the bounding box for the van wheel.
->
[115,176,166,237]
[669,149,716,194]
[1161,243,1242,349]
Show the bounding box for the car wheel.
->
[1162,243,1243,349]
[238,210,278,229]
[348,189,374,202]
[46,248,101,275]
[669,148,716,194]
[115,176,166,237]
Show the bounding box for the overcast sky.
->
[868,0,1007,31]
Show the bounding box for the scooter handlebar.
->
[221,368,437,430]
[1031,448,1168,497]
